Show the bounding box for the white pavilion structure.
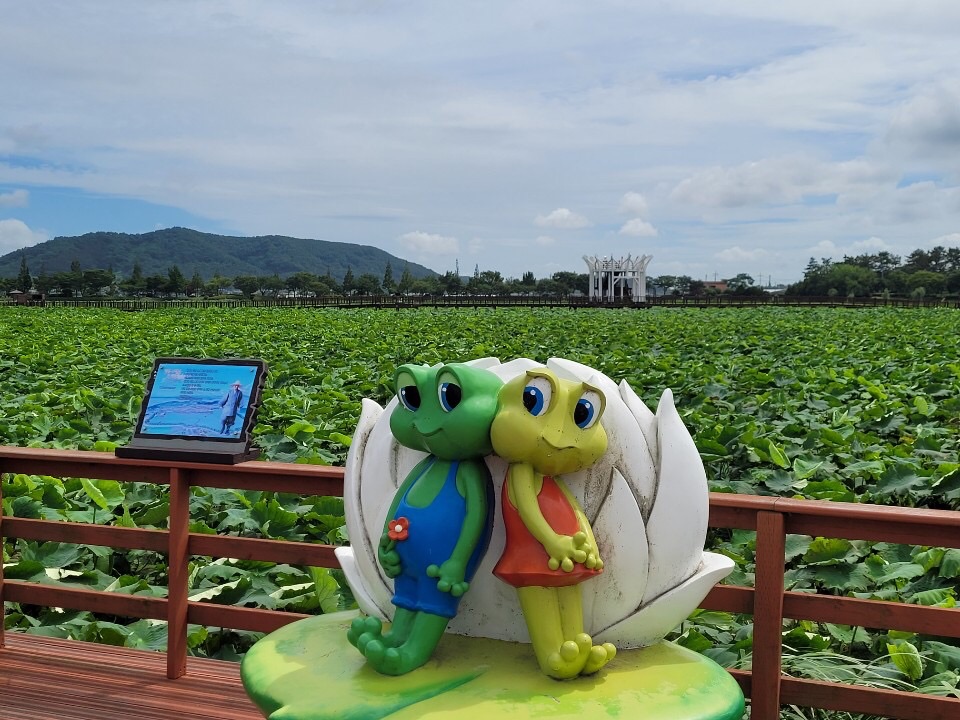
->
[583,254,653,302]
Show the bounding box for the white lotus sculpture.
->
[334,357,733,649]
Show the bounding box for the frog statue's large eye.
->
[398,385,421,411]
[438,380,462,412]
[522,376,553,417]
[574,389,602,429]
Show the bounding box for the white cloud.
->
[715,246,769,262]
[805,237,900,261]
[619,218,659,237]
[870,182,960,226]
[398,231,459,255]
[851,236,891,250]
[534,208,590,229]
[670,156,892,209]
[0,219,48,254]
[535,235,556,246]
[0,189,28,207]
[930,232,960,247]
[809,240,840,256]
[884,81,960,165]
[619,191,649,216]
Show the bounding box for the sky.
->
[3,1,960,284]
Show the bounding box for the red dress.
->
[494,472,602,588]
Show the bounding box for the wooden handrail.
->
[1,446,958,718]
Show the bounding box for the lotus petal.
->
[595,552,735,648]
[333,547,388,621]
[464,356,502,370]
[486,356,542,382]
[583,467,648,636]
[641,389,709,606]
[342,398,395,618]
[619,379,659,476]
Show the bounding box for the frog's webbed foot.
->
[541,634,616,679]
[360,611,450,675]
[362,638,388,666]
[349,615,408,656]
[542,632,593,680]
[347,615,383,650]
[361,635,438,676]
[581,642,617,675]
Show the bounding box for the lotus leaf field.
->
[1,306,959,702]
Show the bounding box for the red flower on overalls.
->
[387,517,410,541]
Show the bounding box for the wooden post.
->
[0,465,5,649]
[167,467,190,679]
[751,510,787,719]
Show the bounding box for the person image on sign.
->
[219,381,243,434]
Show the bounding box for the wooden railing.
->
[1,446,958,719]
[0,447,342,679]
[706,495,960,719]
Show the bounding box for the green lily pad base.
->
[241,611,745,720]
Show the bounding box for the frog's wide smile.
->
[541,436,574,452]
[416,426,443,438]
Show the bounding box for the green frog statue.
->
[347,362,502,675]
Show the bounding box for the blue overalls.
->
[390,459,492,618]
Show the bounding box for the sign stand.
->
[116,357,268,465]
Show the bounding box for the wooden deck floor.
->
[0,634,263,720]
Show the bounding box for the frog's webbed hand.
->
[583,547,604,571]
[378,533,402,578]
[576,519,603,570]
[545,531,593,572]
[560,480,603,571]
[426,558,469,597]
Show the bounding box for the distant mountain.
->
[0,227,437,281]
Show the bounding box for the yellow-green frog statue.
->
[491,367,617,679]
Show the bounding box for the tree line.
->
[1,256,591,299]
[6,246,958,301]
[648,272,766,297]
[787,246,960,298]
[639,246,960,299]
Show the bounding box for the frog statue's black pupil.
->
[574,402,590,425]
[402,386,420,408]
[523,389,537,411]
[444,383,462,408]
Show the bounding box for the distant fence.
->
[5,294,959,311]
[648,294,960,309]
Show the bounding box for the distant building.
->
[583,254,653,302]
[7,290,45,305]
[703,280,728,293]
